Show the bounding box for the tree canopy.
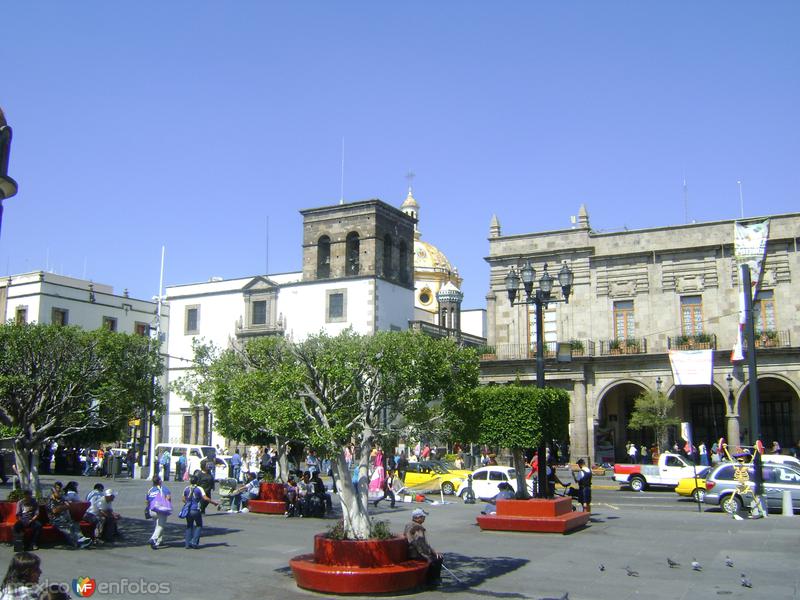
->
[474,384,570,497]
[194,329,479,538]
[0,322,163,491]
[627,389,678,453]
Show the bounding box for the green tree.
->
[627,389,679,454]
[0,323,163,493]
[474,385,570,498]
[202,329,478,539]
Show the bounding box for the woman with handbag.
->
[145,475,171,550]
[182,475,218,549]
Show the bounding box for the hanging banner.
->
[680,422,694,455]
[669,349,713,386]
[732,219,770,362]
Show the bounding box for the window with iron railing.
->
[680,295,703,335]
[613,300,635,339]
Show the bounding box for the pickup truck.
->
[614,453,703,492]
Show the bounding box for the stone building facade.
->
[482,208,800,464]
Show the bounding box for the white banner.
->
[732,220,769,362]
[669,349,714,386]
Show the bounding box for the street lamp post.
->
[0,107,19,238]
[505,260,574,498]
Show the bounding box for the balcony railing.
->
[480,340,595,361]
[745,330,791,349]
[599,338,648,356]
[667,333,716,351]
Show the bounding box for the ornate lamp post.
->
[504,260,574,498]
[0,107,19,238]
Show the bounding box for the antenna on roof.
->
[683,176,689,224]
[340,137,345,205]
[737,180,744,218]
[265,215,269,275]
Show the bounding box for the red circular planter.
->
[259,482,286,501]
[290,534,428,594]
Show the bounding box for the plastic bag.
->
[149,492,173,515]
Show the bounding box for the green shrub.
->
[325,519,396,540]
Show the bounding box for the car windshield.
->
[200,447,216,458]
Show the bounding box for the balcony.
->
[667,333,716,351]
[480,340,595,361]
[746,330,791,349]
[235,317,284,339]
[599,338,648,356]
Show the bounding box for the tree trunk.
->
[13,441,30,491]
[30,449,42,498]
[332,449,372,539]
[512,447,530,499]
[275,435,289,483]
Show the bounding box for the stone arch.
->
[382,233,393,278]
[738,374,800,449]
[346,231,360,276]
[593,379,650,463]
[317,235,331,279]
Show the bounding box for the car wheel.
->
[692,488,706,502]
[722,494,742,514]
[629,476,646,492]
[441,481,455,495]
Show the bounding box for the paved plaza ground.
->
[1,474,798,599]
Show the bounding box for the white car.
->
[762,454,800,469]
[455,466,534,500]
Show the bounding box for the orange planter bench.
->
[477,498,590,534]
[290,534,428,594]
[248,482,287,514]
[0,500,93,545]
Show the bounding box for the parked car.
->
[614,452,699,491]
[420,460,473,481]
[704,461,800,514]
[403,461,465,495]
[674,468,711,501]
[455,466,533,500]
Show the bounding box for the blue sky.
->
[1,2,797,308]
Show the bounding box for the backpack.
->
[184,485,202,511]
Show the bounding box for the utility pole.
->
[741,264,760,443]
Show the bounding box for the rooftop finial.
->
[489,214,501,238]
[577,204,589,229]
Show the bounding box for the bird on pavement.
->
[725,556,734,568]
[598,564,605,572]
[691,558,702,571]
[741,574,752,588]
[624,566,639,577]
[667,558,680,568]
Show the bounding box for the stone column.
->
[571,378,589,463]
[486,291,496,348]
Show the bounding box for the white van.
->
[148,443,217,480]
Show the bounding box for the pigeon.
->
[667,557,681,568]
[598,564,605,572]
[740,573,752,588]
[725,556,734,568]
[691,558,702,571]
[624,566,639,577]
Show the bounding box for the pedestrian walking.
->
[145,475,171,550]
[158,449,171,481]
[230,448,242,482]
[373,469,396,508]
[572,458,592,514]
[627,442,637,463]
[182,475,218,549]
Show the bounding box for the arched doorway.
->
[673,384,727,451]
[595,381,649,463]
[738,376,800,449]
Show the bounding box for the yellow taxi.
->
[401,461,467,495]
[674,471,709,502]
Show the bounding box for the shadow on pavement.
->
[437,553,530,597]
[88,517,242,550]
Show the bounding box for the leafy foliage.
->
[475,385,570,449]
[0,322,163,490]
[197,329,479,539]
[627,390,679,452]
